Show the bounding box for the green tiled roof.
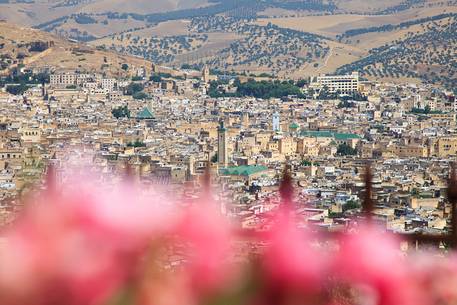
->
[334,133,361,140]
[289,122,299,129]
[136,107,154,119]
[220,165,268,177]
[300,130,361,140]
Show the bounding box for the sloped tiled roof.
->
[136,107,154,119]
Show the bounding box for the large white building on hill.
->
[310,72,360,94]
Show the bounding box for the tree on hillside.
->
[125,83,144,95]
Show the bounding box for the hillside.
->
[1,0,456,87]
[0,21,153,77]
[337,14,457,88]
[0,0,211,26]
[89,2,456,85]
[255,4,457,85]
[92,16,330,76]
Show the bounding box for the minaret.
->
[242,112,249,129]
[151,63,159,74]
[272,111,280,132]
[202,65,210,84]
[217,120,228,168]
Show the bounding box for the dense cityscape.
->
[1,1,457,304]
[1,64,456,245]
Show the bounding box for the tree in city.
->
[133,91,149,100]
[112,106,130,119]
[149,74,162,82]
[6,84,29,95]
[127,139,146,147]
[337,143,357,156]
[343,200,361,212]
[211,153,218,163]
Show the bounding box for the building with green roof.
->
[334,133,361,140]
[136,107,155,120]
[289,122,300,130]
[220,165,268,176]
[300,130,361,140]
[300,130,361,148]
[219,165,269,182]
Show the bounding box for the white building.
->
[101,79,116,92]
[50,73,94,87]
[272,111,280,132]
[310,72,360,94]
[136,67,146,78]
[83,82,98,90]
[50,73,76,87]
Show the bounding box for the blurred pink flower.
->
[411,253,457,305]
[137,270,198,305]
[4,168,457,305]
[262,206,326,295]
[67,182,176,247]
[334,225,421,305]
[0,179,176,305]
[174,193,235,296]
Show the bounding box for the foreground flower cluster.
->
[0,174,456,305]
